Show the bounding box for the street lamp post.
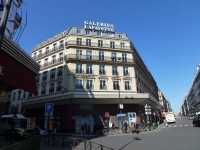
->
[111,56,123,114]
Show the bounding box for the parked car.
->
[35,126,48,136]
[192,115,200,127]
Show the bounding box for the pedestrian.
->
[135,122,139,134]
[124,120,128,133]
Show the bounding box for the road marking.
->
[162,124,194,129]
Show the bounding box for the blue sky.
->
[17,0,200,114]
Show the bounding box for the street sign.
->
[145,112,152,115]
[145,109,151,112]
[144,105,151,109]
[117,113,126,117]
[45,103,54,113]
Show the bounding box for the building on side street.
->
[6,21,164,132]
[158,90,171,113]
[181,64,200,116]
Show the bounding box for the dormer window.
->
[118,34,123,38]
[86,30,90,35]
[77,29,81,34]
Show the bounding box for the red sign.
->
[105,112,109,118]
[0,51,37,93]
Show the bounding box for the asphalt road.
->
[76,118,200,150]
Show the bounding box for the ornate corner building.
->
[21,21,164,131]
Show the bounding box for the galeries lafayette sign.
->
[84,21,115,32]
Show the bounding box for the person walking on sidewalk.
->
[123,120,128,133]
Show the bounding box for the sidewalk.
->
[40,124,164,150]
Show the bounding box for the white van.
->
[165,113,176,123]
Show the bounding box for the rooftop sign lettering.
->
[84,21,115,32]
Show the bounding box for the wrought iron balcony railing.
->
[34,44,64,60]
[65,40,130,50]
[64,54,135,64]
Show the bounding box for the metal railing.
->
[41,135,114,150]
[64,54,135,64]
[0,135,40,150]
[33,44,64,60]
[65,40,130,51]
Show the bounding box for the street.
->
[75,118,200,150]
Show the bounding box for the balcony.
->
[65,40,130,50]
[40,57,64,70]
[100,85,107,90]
[64,54,135,65]
[123,72,130,76]
[86,85,94,90]
[34,44,64,60]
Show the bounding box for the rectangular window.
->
[42,71,47,80]
[111,53,117,61]
[85,30,90,35]
[122,54,127,62]
[76,64,82,73]
[44,58,48,66]
[86,39,91,46]
[52,55,56,64]
[77,29,81,34]
[98,40,103,47]
[58,53,63,61]
[39,50,42,57]
[112,66,118,75]
[125,81,131,90]
[76,50,82,59]
[99,65,106,75]
[59,40,64,49]
[49,83,54,93]
[45,47,49,54]
[100,80,106,90]
[119,34,123,38]
[86,51,92,60]
[121,42,125,49]
[77,38,82,45]
[36,74,40,82]
[41,85,46,95]
[97,31,101,36]
[53,43,57,51]
[56,81,62,92]
[123,67,129,76]
[57,66,63,76]
[99,52,104,61]
[75,79,83,89]
[13,93,16,101]
[86,80,93,89]
[50,69,55,79]
[110,41,115,48]
[86,64,92,74]
[113,81,119,90]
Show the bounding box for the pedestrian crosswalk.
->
[163,124,193,128]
